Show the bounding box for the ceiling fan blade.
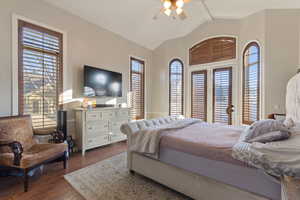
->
[178,11,187,20]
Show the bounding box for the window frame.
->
[18,19,63,129]
[130,57,145,120]
[212,67,233,125]
[242,42,261,125]
[169,58,184,116]
[191,70,208,121]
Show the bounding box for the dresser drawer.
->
[86,135,109,148]
[86,121,109,133]
[86,112,101,121]
[110,134,127,142]
[101,111,115,119]
[111,120,129,131]
[117,109,129,118]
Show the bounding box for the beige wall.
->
[264,9,300,115]
[0,0,153,124]
[150,10,300,123]
[1,0,299,128]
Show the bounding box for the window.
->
[189,37,236,65]
[130,57,145,120]
[191,70,207,121]
[18,20,63,129]
[213,68,233,125]
[169,59,184,116]
[242,42,260,125]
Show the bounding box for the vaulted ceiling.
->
[43,0,300,50]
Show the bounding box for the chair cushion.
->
[0,143,67,168]
[0,116,36,153]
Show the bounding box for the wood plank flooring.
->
[0,142,127,200]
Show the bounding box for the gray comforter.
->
[127,118,200,158]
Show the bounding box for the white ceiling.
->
[43,0,300,50]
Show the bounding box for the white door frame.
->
[187,59,239,125]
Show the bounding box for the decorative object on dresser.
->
[0,115,68,192]
[75,107,130,156]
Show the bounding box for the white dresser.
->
[74,107,130,156]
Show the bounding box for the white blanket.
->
[233,131,300,178]
[129,118,200,158]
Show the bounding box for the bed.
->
[121,119,282,200]
[120,73,300,200]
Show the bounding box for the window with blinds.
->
[18,20,63,129]
[130,57,145,120]
[189,37,236,66]
[169,59,184,116]
[242,42,260,125]
[213,68,232,125]
[191,70,207,121]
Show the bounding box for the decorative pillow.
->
[243,119,290,142]
[248,131,291,143]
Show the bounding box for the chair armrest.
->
[0,139,14,145]
[33,127,56,136]
[0,140,23,166]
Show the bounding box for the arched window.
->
[242,42,260,125]
[169,59,184,116]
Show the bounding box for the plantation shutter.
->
[242,43,260,125]
[213,68,232,125]
[130,57,145,120]
[18,20,63,129]
[189,37,236,65]
[169,59,184,116]
[191,70,207,121]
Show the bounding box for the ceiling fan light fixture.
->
[175,0,184,8]
[163,0,172,9]
[164,8,172,16]
[176,7,183,15]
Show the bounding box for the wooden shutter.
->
[242,42,260,125]
[130,57,145,120]
[18,20,63,129]
[213,68,232,125]
[191,70,207,121]
[169,59,184,116]
[189,37,236,65]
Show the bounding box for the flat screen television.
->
[84,65,122,97]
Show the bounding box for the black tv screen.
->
[84,65,122,97]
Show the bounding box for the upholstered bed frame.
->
[121,116,281,200]
[122,72,300,200]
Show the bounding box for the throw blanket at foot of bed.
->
[232,132,300,178]
[121,118,200,158]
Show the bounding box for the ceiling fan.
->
[153,0,214,21]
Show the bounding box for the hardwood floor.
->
[0,142,127,200]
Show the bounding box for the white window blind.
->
[191,70,207,121]
[242,42,260,125]
[213,68,232,125]
[169,59,184,116]
[130,57,145,120]
[18,20,63,129]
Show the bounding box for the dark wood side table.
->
[282,176,300,200]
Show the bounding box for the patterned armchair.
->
[0,115,68,192]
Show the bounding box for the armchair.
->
[0,115,68,192]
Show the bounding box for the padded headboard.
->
[286,73,300,123]
[120,116,184,136]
